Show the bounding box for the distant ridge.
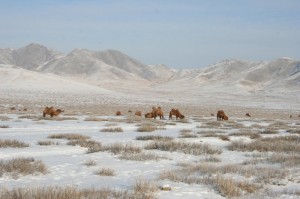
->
[0,43,299,94]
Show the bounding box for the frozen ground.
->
[0,107,300,198]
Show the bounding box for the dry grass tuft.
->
[37,140,57,146]
[229,130,261,139]
[0,157,47,178]
[0,139,29,148]
[137,124,157,132]
[132,178,158,199]
[136,135,173,141]
[100,127,123,133]
[95,168,115,176]
[84,160,97,167]
[0,125,10,128]
[48,133,90,140]
[120,152,168,161]
[104,143,142,155]
[0,186,139,199]
[68,140,103,153]
[0,116,10,121]
[145,140,222,155]
[228,135,300,153]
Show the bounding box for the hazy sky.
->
[0,0,299,68]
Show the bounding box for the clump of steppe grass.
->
[120,151,168,161]
[132,178,158,199]
[100,127,123,133]
[228,135,300,153]
[37,140,57,146]
[0,186,140,199]
[0,157,47,178]
[48,133,90,140]
[268,154,300,167]
[104,143,142,155]
[260,129,278,134]
[95,168,115,176]
[229,130,261,139]
[145,140,222,155]
[136,135,173,141]
[0,125,9,128]
[0,139,29,148]
[179,131,198,138]
[68,140,103,154]
[84,159,97,167]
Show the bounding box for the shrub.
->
[136,135,173,141]
[48,133,90,140]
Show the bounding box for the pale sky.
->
[0,0,299,68]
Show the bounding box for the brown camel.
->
[169,108,185,119]
[43,107,63,118]
[245,113,251,117]
[152,106,164,119]
[135,111,142,116]
[116,111,122,116]
[217,110,228,121]
[145,112,154,118]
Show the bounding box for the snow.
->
[1,112,299,198]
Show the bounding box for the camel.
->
[152,106,164,119]
[10,107,16,111]
[245,113,251,117]
[135,111,142,116]
[217,110,228,121]
[128,110,132,113]
[145,112,154,118]
[116,111,122,116]
[169,108,185,119]
[43,107,63,118]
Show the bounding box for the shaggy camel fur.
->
[43,107,62,118]
[169,108,185,119]
[145,112,154,118]
[217,110,228,121]
[135,111,142,116]
[245,113,251,117]
[152,107,164,119]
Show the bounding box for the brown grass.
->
[100,127,123,133]
[136,135,173,141]
[104,143,142,155]
[67,140,103,153]
[0,139,29,148]
[0,157,47,178]
[228,135,300,153]
[0,125,10,128]
[119,152,168,161]
[229,130,261,139]
[37,140,57,146]
[145,140,222,155]
[0,186,140,199]
[48,133,90,140]
[95,168,115,176]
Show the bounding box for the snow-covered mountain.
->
[0,43,299,96]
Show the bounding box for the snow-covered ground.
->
[1,110,299,198]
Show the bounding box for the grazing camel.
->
[217,110,228,121]
[128,110,132,113]
[169,108,185,119]
[10,107,16,111]
[43,107,63,118]
[145,112,154,118]
[152,107,164,119]
[245,113,251,117]
[135,111,142,116]
[116,111,122,116]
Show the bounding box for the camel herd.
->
[7,106,293,120]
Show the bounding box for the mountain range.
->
[0,43,299,98]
